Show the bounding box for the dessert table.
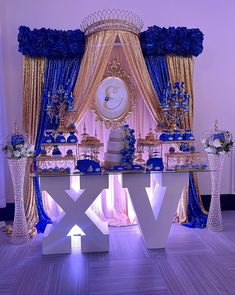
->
[39,171,191,255]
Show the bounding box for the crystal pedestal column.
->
[8,158,29,244]
[207,153,225,231]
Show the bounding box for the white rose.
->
[205,147,214,154]
[16,144,24,149]
[213,139,221,148]
[21,147,27,154]
[219,151,226,155]
[27,144,34,153]
[13,150,21,158]
[6,150,13,158]
[201,139,206,144]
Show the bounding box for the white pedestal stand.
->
[207,154,225,231]
[8,158,29,244]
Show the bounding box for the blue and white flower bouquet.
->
[201,123,233,155]
[1,124,34,159]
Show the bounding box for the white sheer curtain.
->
[0,24,6,208]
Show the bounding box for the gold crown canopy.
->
[81,9,144,36]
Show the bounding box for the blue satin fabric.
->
[34,58,82,233]
[183,173,207,228]
[144,55,169,103]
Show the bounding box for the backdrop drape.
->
[72,30,117,125]
[166,55,207,227]
[20,25,206,232]
[143,55,169,103]
[166,55,194,129]
[141,54,207,227]
[73,30,163,126]
[34,57,82,232]
[22,56,45,234]
[118,31,162,123]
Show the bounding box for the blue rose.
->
[18,26,85,58]
[140,26,203,57]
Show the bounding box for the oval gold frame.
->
[92,58,135,128]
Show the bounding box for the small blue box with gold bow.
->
[146,157,164,172]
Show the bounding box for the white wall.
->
[0,24,7,207]
[1,0,235,198]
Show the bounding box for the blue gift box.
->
[146,157,164,171]
[75,159,101,173]
[201,164,208,170]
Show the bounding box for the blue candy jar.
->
[164,130,171,141]
[168,130,174,141]
[183,129,194,140]
[67,131,78,143]
[174,129,183,141]
[43,131,54,144]
[159,131,166,141]
[55,132,66,143]
[52,145,62,156]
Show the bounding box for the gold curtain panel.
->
[23,56,45,143]
[167,55,207,222]
[166,55,194,129]
[23,56,46,234]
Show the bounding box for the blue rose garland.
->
[18,26,85,58]
[18,25,203,58]
[140,26,204,57]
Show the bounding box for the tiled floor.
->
[1,211,235,295]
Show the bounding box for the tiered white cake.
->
[104,128,124,166]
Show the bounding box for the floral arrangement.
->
[1,125,34,159]
[18,26,85,58]
[140,26,203,57]
[121,125,136,166]
[202,129,233,155]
